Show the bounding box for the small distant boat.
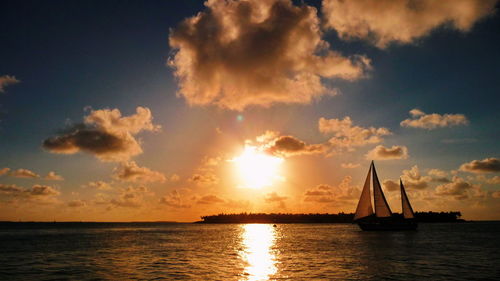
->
[354,161,417,231]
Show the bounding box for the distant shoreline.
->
[198,212,466,224]
[0,211,472,226]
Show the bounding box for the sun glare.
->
[233,145,284,189]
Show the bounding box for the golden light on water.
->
[240,224,277,281]
[232,145,284,189]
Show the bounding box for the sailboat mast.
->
[400,179,415,219]
[354,164,374,220]
[372,161,392,217]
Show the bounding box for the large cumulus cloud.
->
[168,0,370,110]
[43,107,159,162]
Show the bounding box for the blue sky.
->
[1,0,499,221]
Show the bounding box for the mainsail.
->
[400,179,415,219]
[354,164,374,220]
[372,163,392,218]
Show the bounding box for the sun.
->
[232,145,284,189]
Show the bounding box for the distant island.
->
[198,211,464,223]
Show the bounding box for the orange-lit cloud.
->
[67,200,86,208]
[197,194,225,205]
[189,173,219,186]
[365,145,408,160]
[459,158,500,173]
[43,107,159,162]
[383,180,400,192]
[0,168,11,176]
[319,117,391,151]
[266,135,327,157]
[84,181,112,190]
[10,168,40,178]
[169,0,370,110]
[0,75,20,93]
[341,163,360,169]
[322,0,497,48]
[304,176,359,203]
[428,169,451,183]
[44,171,64,181]
[384,165,431,191]
[109,186,150,208]
[113,161,166,183]
[435,176,478,200]
[0,184,60,203]
[264,192,288,208]
[400,109,468,129]
[159,190,191,208]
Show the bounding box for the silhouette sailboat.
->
[354,161,417,231]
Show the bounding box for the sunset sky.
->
[1,0,499,222]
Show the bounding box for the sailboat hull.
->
[357,220,417,231]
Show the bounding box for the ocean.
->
[0,222,498,280]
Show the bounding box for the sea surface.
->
[0,222,499,280]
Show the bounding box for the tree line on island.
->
[198,211,464,223]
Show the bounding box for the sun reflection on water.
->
[240,224,277,281]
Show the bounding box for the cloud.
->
[435,176,476,200]
[109,186,150,208]
[384,166,431,191]
[319,117,391,151]
[30,185,60,196]
[264,192,288,208]
[159,190,191,208]
[189,173,219,186]
[197,194,225,205]
[322,0,497,48]
[400,109,468,129]
[365,145,409,160]
[402,165,430,189]
[304,176,360,203]
[0,184,60,202]
[43,107,160,162]
[0,75,20,93]
[486,176,500,185]
[0,184,24,195]
[0,168,10,176]
[68,200,86,208]
[45,171,64,181]
[428,169,450,183]
[10,168,40,178]
[85,181,112,190]
[341,163,360,169]
[383,180,400,192]
[168,0,370,110]
[266,135,327,157]
[459,158,500,173]
[113,161,166,183]
[169,174,181,182]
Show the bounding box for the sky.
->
[1,0,499,222]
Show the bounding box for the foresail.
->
[354,164,374,220]
[372,163,392,217]
[400,179,415,219]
